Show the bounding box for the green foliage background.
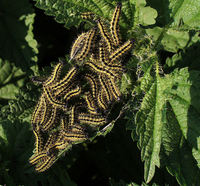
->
[0,0,200,185]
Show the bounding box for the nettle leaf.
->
[135,61,200,183]
[145,0,200,53]
[165,42,200,70]
[34,0,121,28]
[139,58,155,93]
[7,82,39,121]
[33,0,157,30]
[135,62,167,183]
[149,0,200,29]
[0,59,26,99]
[0,0,38,102]
[120,73,132,95]
[134,0,157,26]
[161,102,200,185]
[0,0,38,72]
[146,27,199,53]
[0,119,33,184]
[168,0,200,29]
[164,68,200,169]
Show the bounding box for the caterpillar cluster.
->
[29,2,134,172]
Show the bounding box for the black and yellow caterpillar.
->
[30,2,134,172]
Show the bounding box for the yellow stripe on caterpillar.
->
[107,78,121,101]
[85,74,99,99]
[109,39,134,63]
[97,88,108,110]
[110,2,122,46]
[41,107,58,131]
[44,131,59,150]
[85,60,120,79]
[44,62,64,86]
[64,86,81,101]
[43,86,66,108]
[35,155,57,172]
[97,19,113,52]
[81,12,95,20]
[33,130,43,154]
[29,151,47,165]
[84,92,98,114]
[98,75,112,103]
[78,112,106,126]
[31,95,46,125]
[69,105,76,127]
[63,130,88,143]
[50,67,77,91]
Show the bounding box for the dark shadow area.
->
[32,6,78,68]
[188,59,200,153]
[147,0,173,27]
[158,50,174,66]
[165,41,200,73]
[68,118,143,186]
[0,0,36,72]
[68,116,178,186]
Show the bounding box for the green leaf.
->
[0,59,12,85]
[0,122,8,145]
[135,0,157,26]
[6,82,39,121]
[0,0,38,101]
[145,0,200,53]
[0,59,26,99]
[135,61,200,183]
[120,73,133,95]
[193,148,200,169]
[139,59,155,93]
[164,68,200,168]
[136,63,167,183]
[23,13,38,61]
[0,119,33,184]
[33,0,157,30]
[139,6,157,26]
[165,42,200,70]
[161,103,200,185]
[148,0,200,29]
[168,0,200,29]
[0,0,38,72]
[34,0,118,28]
[146,27,199,53]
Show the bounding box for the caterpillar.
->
[30,2,134,173]
[64,86,81,101]
[84,73,99,99]
[44,61,64,87]
[110,2,122,46]
[78,112,107,126]
[84,92,98,114]
[109,39,134,63]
